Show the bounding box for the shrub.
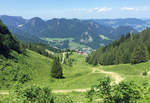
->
[87,77,143,103]
[143,71,148,76]
[15,85,54,103]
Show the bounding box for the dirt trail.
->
[0,88,91,95]
[48,68,123,93]
[0,92,9,95]
[52,88,90,93]
[61,52,65,64]
[92,68,124,84]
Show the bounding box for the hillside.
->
[0,15,137,49]
[0,19,23,58]
[87,28,150,65]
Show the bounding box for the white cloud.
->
[121,7,137,11]
[98,7,112,12]
[120,7,150,12]
[73,7,112,13]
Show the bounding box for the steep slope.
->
[87,28,150,65]
[0,19,23,57]
[0,49,53,89]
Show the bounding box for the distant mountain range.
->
[93,18,150,32]
[0,15,145,49]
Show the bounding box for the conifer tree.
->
[51,58,63,79]
[131,43,149,64]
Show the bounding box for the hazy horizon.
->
[1,0,150,19]
[1,14,150,20]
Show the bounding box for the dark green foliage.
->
[142,71,147,76]
[0,19,24,58]
[87,28,150,65]
[15,85,54,103]
[51,58,64,79]
[112,82,142,103]
[87,77,143,103]
[131,43,149,64]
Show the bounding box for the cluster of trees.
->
[87,28,150,65]
[62,50,73,66]
[86,77,149,103]
[0,20,24,58]
[25,43,61,58]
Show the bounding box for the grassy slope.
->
[0,50,104,90]
[30,52,105,89]
[98,61,150,85]
[1,50,150,103]
[27,51,150,103]
[1,50,150,89]
[0,50,53,90]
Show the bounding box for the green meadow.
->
[1,50,150,103]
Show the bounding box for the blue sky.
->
[1,0,150,19]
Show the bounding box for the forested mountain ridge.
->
[0,15,137,49]
[87,28,150,65]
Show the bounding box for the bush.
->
[87,77,143,103]
[143,71,147,76]
[15,85,54,103]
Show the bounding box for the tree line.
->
[87,28,150,65]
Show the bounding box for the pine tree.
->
[51,58,63,79]
[131,43,149,64]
